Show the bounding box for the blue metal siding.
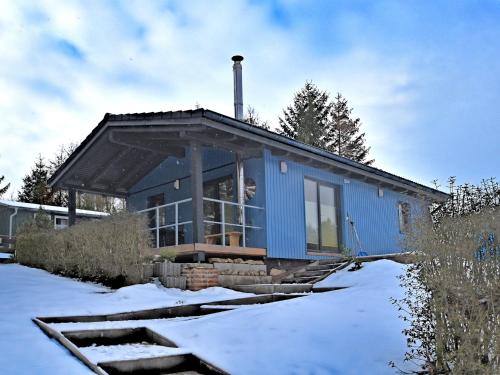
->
[264,149,424,259]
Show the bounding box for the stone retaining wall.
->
[148,258,271,290]
[182,267,220,291]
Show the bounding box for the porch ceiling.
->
[50,114,263,196]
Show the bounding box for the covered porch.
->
[49,110,268,259]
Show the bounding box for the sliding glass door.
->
[304,178,341,253]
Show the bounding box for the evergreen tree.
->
[326,93,374,165]
[0,173,9,198]
[244,106,270,130]
[49,144,77,206]
[17,154,53,204]
[0,155,9,197]
[278,81,332,148]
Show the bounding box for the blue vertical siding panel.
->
[264,149,424,259]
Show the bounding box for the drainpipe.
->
[9,207,18,239]
[236,154,245,226]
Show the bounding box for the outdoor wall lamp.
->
[280,161,288,174]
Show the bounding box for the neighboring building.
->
[0,200,109,238]
[48,108,448,262]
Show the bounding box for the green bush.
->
[159,247,176,262]
[16,212,152,287]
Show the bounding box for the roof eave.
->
[48,108,449,202]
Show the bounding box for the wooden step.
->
[317,258,344,265]
[293,276,318,283]
[293,270,329,278]
[304,265,337,272]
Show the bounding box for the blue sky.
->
[0,0,499,196]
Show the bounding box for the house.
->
[47,108,448,262]
[48,56,448,263]
[0,199,109,238]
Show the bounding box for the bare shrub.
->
[16,212,152,286]
[395,208,499,374]
[431,177,499,222]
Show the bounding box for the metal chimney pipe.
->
[232,55,244,120]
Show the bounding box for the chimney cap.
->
[231,55,244,62]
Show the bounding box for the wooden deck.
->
[154,243,266,258]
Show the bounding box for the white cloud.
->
[0,0,427,196]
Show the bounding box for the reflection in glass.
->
[319,184,338,250]
[305,179,319,250]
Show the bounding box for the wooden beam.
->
[194,243,266,257]
[62,184,127,198]
[158,243,266,257]
[190,141,204,244]
[108,131,185,157]
[32,319,107,375]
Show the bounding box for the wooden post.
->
[68,188,76,226]
[190,141,204,243]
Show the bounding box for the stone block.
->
[270,268,286,277]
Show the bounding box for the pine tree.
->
[0,173,9,197]
[49,144,77,206]
[278,81,332,148]
[17,154,54,204]
[244,106,270,130]
[326,93,374,165]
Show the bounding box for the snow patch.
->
[80,344,190,363]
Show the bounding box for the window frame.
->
[54,215,69,230]
[303,177,343,255]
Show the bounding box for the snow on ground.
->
[0,253,12,259]
[144,259,414,375]
[1,260,414,375]
[80,344,190,363]
[0,264,249,375]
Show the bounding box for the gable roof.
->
[0,199,109,217]
[49,108,448,202]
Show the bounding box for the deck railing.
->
[139,198,193,248]
[138,197,264,248]
[202,197,263,248]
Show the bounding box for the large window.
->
[304,178,341,252]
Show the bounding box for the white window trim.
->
[54,215,69,230]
